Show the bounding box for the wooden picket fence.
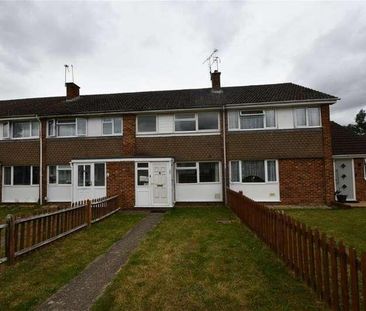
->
[227,189,366,311]
[0,195,120,265]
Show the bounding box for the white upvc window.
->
[176,161,220,184]
[136,162,149,186]
[174,112,219,132]
[294,107,321,127]
[137,115,157,133]
[230,160,278,184]
[2,122,9,139]
[3,166,39,186]
[228,110,276,130]
[48,118,88,137]
[48,165,72,185]
[12,120,39,139]
[102,118,122,136]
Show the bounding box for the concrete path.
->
[38,212,164,311]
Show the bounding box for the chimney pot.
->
[210,70,221,92]
[65,82,80,100]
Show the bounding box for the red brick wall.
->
[107,162,135,208]
[354,158,366,201]
[279,159,326,204]
[0,140,40,165]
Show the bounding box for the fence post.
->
[86,200,92,227]
[6,214,15,264]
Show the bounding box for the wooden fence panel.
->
[226,188,366,311]
[0,223,7,263]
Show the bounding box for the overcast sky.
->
[0,1,365,124]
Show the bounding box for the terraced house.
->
[0,70,362,207]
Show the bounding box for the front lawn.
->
[0,212,145,310]
[285,208,366,253]
[94,207,326,311]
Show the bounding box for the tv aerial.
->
[203,49,221,72]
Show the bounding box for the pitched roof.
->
[0,82,338,118]
[331,121,366,155]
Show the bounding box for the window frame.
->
[48,165,72,186]
[102,117,123,136]
[94,163,106,187]
[136,162,150,187]
[228,110,277,131]
[2,122,10,139]
[55,118,77,137]
[175,161,221,184]
[174,112,220,133]
[229,160,279,184]
[294,107,322,128]
[3,166,39,186]
[364,159,366,180]
[136,115,158,134]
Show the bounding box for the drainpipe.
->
[222,106,227,205]
[37,115,43,205]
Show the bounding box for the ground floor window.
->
[176,162,220,184]
[3,166,39,186]
[230,160,277,183]
[77,163,105,187]
[49,165,72,185]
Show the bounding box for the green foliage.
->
[346,109,366,135]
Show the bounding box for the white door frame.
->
[333,158,356,201]
[135,159,174,208]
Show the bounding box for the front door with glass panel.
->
[152,162,168,206]
[72,162,106,202]
[334,159,355,201]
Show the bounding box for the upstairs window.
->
[137,115,157,133]
[102,118,122,136]
[2,122,9,139]
[56,119,76,137]
[294,107,321,127]
[48,118,88,137]
[228,110,276,130]
[175,112,219,132]
[12,121,39,138]
[230,160,277,183]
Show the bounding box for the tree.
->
[346,109,366,135]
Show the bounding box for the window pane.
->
[78,166,84,187]
[240,115,264,129]
[241,161,265,183]
[31,121,39,137]
[228,111,239,129]
[137,162,148,168]
[308,107,320,126]
[102,119,113,135]
[295,108,306,126]
[48,120,55,136]
[137,170,149,186]
[13,166,31,185]
[199,162,219,182]
[3,122,9,138]
[267,160,277,182]
[95,163,105,186]
[85,165,91,187]
[137,115,156,132]
[176,169,197,183]
[198,112,218,130]
[175,120,196,131]
[175,113,195,120]
[58,168,71,184]
[32,166,39,185]
[265,110,276,128]
[230,161,240,182]
[49,166,56,184]
[77,118,87,136]
[4,167,11,185]
[113,118,122,134]
[177,162,196,168]
[57,120,76,136]
[13,122,30,138]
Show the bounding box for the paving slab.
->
[37,212,164,311]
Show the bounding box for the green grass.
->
[0,204,44,223]
[285,208,366,253]
[0,212,144,310]
[94,207,326,311]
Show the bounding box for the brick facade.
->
[0,140,40,165]
[354,158,366,201]
[107,162,135,208]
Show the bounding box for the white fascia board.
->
[70,157,175,164]
[333,154,366,159]
[0,116,40,121]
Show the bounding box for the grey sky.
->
[0,1,365,125]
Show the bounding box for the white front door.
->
[152,162,168,206]
[334,159,356,201]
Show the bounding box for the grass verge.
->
[286,208,366,253]
[0,204,44,223]
[94,207,326,311]
[0,212,144,310]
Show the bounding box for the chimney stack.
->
[211,70,221,92]
[65,82,80,100]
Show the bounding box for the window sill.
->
[137,132,220,137]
